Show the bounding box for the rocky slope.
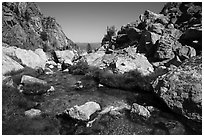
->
[2,2,77,51]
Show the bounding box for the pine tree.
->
[87,43,92,53]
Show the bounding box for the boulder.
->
[130,103,151,120]
[126,27,141,42]
[116,53,154,75]
[137,31,154,57]
[168,28,183,39]
[180,27,202,41]
[179,27,202,54]
[176,45,196,61]
[2,53,24,75]
[149,23,164,35]
[67,102,101,121]
[150,32,161,45]
[154,36,175,60]
[141,10,169,25]
[25,108,41,118]
[55,50,76,65]
[116,34,130,47]
[3,46,48,69]
[137,31,161,58]
[21,75,47,85]
[84,50,106,68]
[16,48,47,69]
[152,56,202,133]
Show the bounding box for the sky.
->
[37,2,166,43]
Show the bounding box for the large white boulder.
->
[3,46,48,69]
[55,50,75,65]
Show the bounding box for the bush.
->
[69,60,89,75]
[40,31,48,41]
[86,43,92,53]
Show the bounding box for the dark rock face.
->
[160,2,202,54]
[152,56,202,133]
[154,36,175,60]
[2,2,76,51]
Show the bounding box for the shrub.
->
[40,31,48,41]
[69,60,89,75]
[86,43,92,53]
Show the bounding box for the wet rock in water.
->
[130,103,151,121]
[66,102,101,121]
[25,108,41,118]
[21,75,47,85]
[2,53,24,75]
[152,56,202,134]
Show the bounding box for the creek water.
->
[3,70,196,135]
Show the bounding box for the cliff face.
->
[2,2,77,51]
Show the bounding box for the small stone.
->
[49,65,54,69]
[63,68,69,72]
[25,108,41,118]
[98,84,104,88]
[47,86,55,92]
[57,63,61,69]
[45,68,54,75]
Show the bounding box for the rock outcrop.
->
[152,56,202,133]
[2,2,77,51]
